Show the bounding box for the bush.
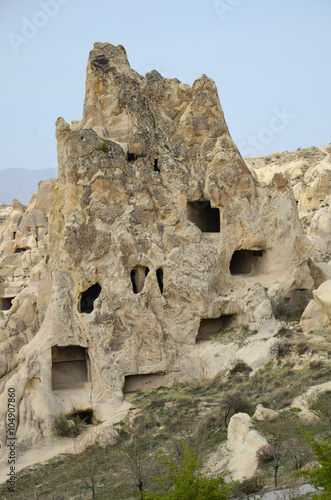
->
[144,440,231,499]
[54,414,81,438]
[232,475,264,497]
[222,393,253,427]
[270,340,292,360]
[276,327,293,339]
[229,359,252,376]
[98,140,108,152]
[297,434,331,497]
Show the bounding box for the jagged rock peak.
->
[69,42,231,167]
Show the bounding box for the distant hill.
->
[0,168,57,205]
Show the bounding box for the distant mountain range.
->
[0,168,57,205]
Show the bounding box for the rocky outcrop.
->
[300,279,331,332]
[246,145,331,263]
[205,412,267,481]
[0,43,312,460]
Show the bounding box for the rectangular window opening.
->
[52,346,89,390]
[230,249,266,275]
[0,297,15,311]
[187,201,220,233]
[196,314,237,342]
[123,373,165,393]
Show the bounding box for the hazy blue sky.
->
[1,0,330,174]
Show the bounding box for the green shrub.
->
[98,140,108,152]
[144,440,231,499]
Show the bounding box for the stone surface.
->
[300,299,330,333]
[0,43,313,461]
[313,280,331,319]
[253,404,278,421]
[226,413,268,480]
[246,145,331,264]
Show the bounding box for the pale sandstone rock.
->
[291,380,331,418]
[227,412,251,452]
[313,280,331,319]
[226,413,267,480]
[316,261,331,279]
[247,145,331,263]
[253,404,278,421]
[300,299,330,333]
[0,43,312,463]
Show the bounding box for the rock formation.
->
[246,145,331,331]
[0,43,313,460]
[246,144,331,262]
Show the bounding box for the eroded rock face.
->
[0,43,312,454]
[246,144,331,262]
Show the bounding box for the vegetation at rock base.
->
[0,324,330,498]
[297,434,331,498]
[54,412,96,438]
[143,441,231,500]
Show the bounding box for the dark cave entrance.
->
[154,159,160,172]
[72,410,94,425]
[187,201,220,233]
[196,315,237,342]
[156,268,164,294]
[80,283,101,313]
[230,250,265,275]
[130,266,149,294]
[0,297,15,311]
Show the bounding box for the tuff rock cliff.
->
[0,43,313,460]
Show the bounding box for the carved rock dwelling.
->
[0,43,312,452]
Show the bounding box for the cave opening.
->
[196,315,237,342]
[14,247,29,253]
[80,283,101,313]
[230,250,265,275]
[127,152,137,162]
[52,346,89,390]
[123,372,165,393]
[187,201,220,232]
[130,266,149,294]
[0,297,14,311]
[156,268,163,294]
[154,159,160,172]
[71,410,94,425]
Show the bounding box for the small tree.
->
[222,393,251,428]
[256,415,292,487]
[118,434,154,498]
[144,440,231,500]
